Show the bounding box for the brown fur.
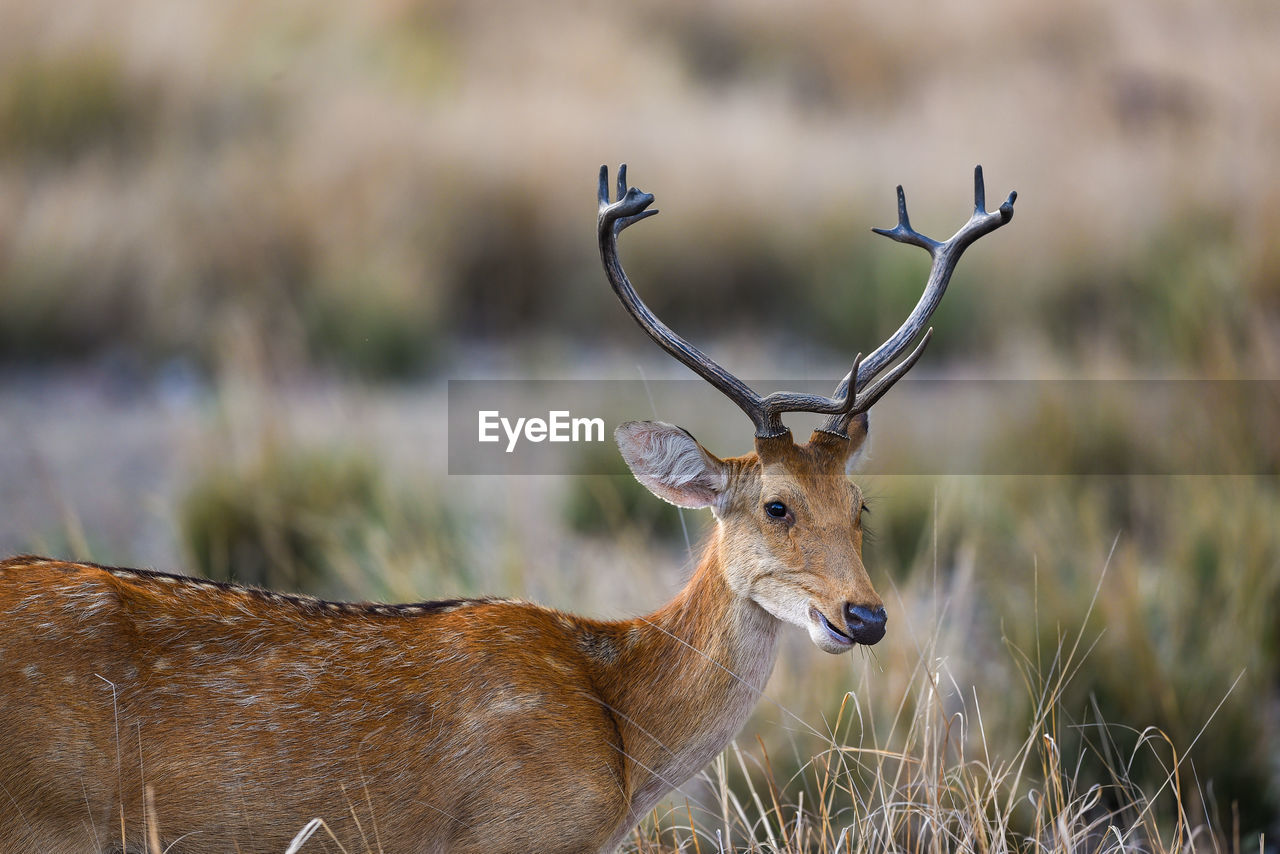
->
[0,430,881,854]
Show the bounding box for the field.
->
[0,0,1277,850]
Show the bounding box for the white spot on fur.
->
[488,689,543,716]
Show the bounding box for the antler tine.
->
[822,166,1015,437]
[871,185,941,254]
[849,328,932,413]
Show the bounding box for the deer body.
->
[0,526,777,852]
[0,165,1012,852]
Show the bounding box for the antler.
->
[598,164,1015,440]
[819,166,1016,436]
[599,164,862,438]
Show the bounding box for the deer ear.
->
[845,412,871,475]
[615,421,728,510]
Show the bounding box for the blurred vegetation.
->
[978,477,1279,832]
[180,444,474,601]
[0,0,1277,378]
[303,270,442,380]
[563,445,687,542]
[0,50,146,159]
[182,448,381,592]
[1041,211,1261,368]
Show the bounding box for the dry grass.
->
[624,534,1257,853]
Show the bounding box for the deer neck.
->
[600,528,781,812]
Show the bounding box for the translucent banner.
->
[447,379,1280,476]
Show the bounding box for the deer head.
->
[599,164,1015,654]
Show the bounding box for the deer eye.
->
[860,501,870,516]
[764,501,788,519]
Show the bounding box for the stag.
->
[0,164,1014,853]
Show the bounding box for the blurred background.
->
[0,0,1277,846]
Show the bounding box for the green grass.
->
[0,50,144,159]
[563,445,689,543]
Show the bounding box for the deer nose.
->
[843,604,887,645]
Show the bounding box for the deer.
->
[0,164,1014,854]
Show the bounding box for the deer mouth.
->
[809,607,854,647]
